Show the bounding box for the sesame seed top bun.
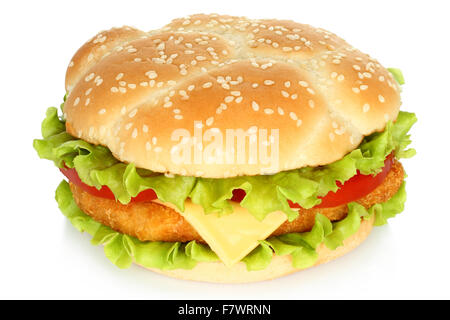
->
[64,14,401,178]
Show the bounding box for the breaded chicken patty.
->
[71,160,404,243]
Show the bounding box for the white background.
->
[1,0,449,299]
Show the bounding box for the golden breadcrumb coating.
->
[71,160,404,243]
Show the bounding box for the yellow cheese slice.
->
[155,200,287,267]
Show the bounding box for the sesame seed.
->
[352,88,360,94]
[125,123,133,130]
[85,73,95,82]
[121,106,127,115]
[363,103,370,112]
[206,117,214,126]
[308,100,315,108]
[337,75,345,82]
[146,71,158,79]
[264,80,275,86]
[85,88,92,96]
[202,82,212,88]
[128,109,138,118]
[111,87,119,93]
[277,107,284,115]
[116,73,124,80]
[143,125,149,133]
[230,91,241,96]
[235,97,243,103]
[224,96,234,103]
[264,108,274,114]
[248,126,258,134]
[163,101,173,108]
[284,81,291,88]
[353,65,361,71]
[360,85,368,90]
[307,88,315,95]
[296,119,302,127]
[174,115,183,120]
[132,128,138,138]
[289,112,298,120]
[74,97,80,106]
[85,98,90,106]
[145,142,152,151]
[281,90,289,98]
[251,101,260,111]
[378,95,385,103]
[299,81,309,87]
[98,108,106,115]
[291,94,298,100]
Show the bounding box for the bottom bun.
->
[142,214,375,283]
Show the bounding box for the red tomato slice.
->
[231,153,395,209]
[60,167,158,202]
[309,153,394,208]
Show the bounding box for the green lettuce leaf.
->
[54,179,407,271]
[55,180,218,270]
[34,103,416,221]
[371,181,407,226]
[242,182,407,271]
[388,68,405,85]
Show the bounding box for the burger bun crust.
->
[63,14,401,178]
